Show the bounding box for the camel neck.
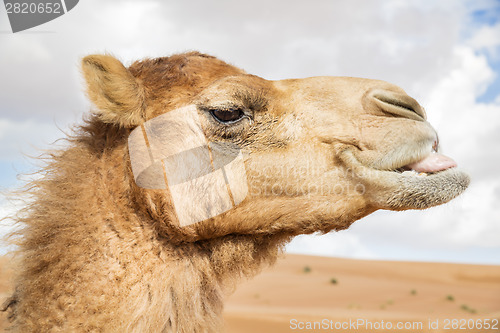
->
[7,123,290,332]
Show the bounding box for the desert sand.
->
[1,254,499,332]
[224,254,500,333]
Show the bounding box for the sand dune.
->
[1,254,499,332]
[224,255,500,333]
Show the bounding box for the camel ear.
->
[82,54,145,127]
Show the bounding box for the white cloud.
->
[0,198,24,254]
[0,118,64,161]
[286,231,376,259]
[427,46,494,114]
[424,43,500,182]
[467,22,500,59]
[443,181,500,248]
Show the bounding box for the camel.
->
[1,52,469,332]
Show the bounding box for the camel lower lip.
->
[385,167,470,209]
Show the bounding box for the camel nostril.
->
[371,90,426,122]
[433,137,439,152]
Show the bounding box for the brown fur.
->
[2,52,469,332]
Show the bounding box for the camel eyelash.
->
[232,90,268,112]
[200,105,253,125]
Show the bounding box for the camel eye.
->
[210,108,245,124]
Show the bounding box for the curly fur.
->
[2,119,292,332]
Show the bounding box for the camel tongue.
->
[405,153,457,173]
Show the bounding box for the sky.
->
[0,0,499,264]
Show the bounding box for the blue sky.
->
[472,2,500,103]
[1,0,499,264]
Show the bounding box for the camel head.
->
[82,52,470,242]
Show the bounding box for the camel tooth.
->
[401,170,428,177]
